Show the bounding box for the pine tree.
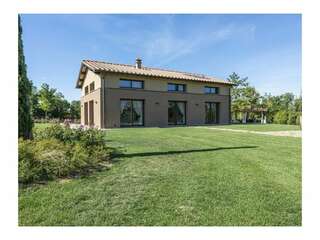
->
[18,15,33,139]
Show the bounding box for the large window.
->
[168,101,186,125]
[120,99,144,126]
[119,79,144,89]
[168,83,186,92]
[204,86,219,94]
[84,86,89,95]
[205,102,219,124]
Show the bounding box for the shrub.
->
[34,139,71,179]
[296,113,302,126]
[287,111,297,125]
[18,139,38,183]
[19,125,114,184]
[274,111,288,124]
[34,124,107,148]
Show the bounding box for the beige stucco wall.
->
[80,69,102,127]
[81,70,101,96]
[80,89,102,128]
[101,72,230,95]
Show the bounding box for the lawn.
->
[19,126,301,226]
[33,122,55,130]
[212,123,301,132]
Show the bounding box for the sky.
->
[21,14,301,101]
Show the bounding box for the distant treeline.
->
[229,72,302,125]
[31,83,80,121]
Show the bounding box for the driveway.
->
[197,127,302,138]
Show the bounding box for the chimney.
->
[135,58,142,69]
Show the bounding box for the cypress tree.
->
[18,15,33,139]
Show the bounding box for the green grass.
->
[212,123,301,132]
[33,123,54,131]
[19,126,301,226]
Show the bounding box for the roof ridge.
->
[83,59,135,68]
[83,59,214,80]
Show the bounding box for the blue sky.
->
[21,14,301,101]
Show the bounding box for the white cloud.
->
[141,20,256,66]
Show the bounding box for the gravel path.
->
[197,127,302,138]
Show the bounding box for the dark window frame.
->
[204,86,219,94]
[119,79,144,89]
[120,99,145,127]
[167,83,186,92]
[84,86,89,95]
[89,100,94,126]
[205,102,219,124]
[89,82,95,92]
[84,102,88,125]
[168,101,187,125]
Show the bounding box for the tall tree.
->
[38,83,57,119]
[228,72,260,122]
[31,86,44,119]
[70,100,81,119]
[18,15,33,139]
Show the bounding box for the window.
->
[168,101,186,125]
[204,86,219,94]
[89,82,95,92]
[205,102,219,124]
[120,99,144,126]
[119,79,144,89]
[84,86,89,95]
[168,83,186,92]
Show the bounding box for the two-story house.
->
[75,58,233,128]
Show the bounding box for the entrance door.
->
[84,102,88,125]
[89,100,94,126]
[205,102,219,124]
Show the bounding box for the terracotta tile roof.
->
[76,59,233,88]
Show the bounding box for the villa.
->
[75,58,233,128]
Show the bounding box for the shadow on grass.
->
[113,146,258,159]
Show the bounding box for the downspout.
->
[100,73,105,129]
[229,88,232,124]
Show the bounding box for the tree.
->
[51,93,70,119]
[38,83,57,119]
[228,72,260,122]
[70,101,80,119]
[31,86,44,119]
[18,15,33,139]
[227,72,249,87]
[32,83,80,120]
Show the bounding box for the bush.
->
[273,111,288,124]
[296,113,302,126]
[34,139,71,179]
[287,111,297,125]
[18,139,38,183]
[19,125,114,184]
[34,124,107,147]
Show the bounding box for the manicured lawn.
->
[19,127,301,226]
[212,123,301,132]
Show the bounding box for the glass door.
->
[205,102,218,124]
[168,101,186,125]
[120,99,144,127]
